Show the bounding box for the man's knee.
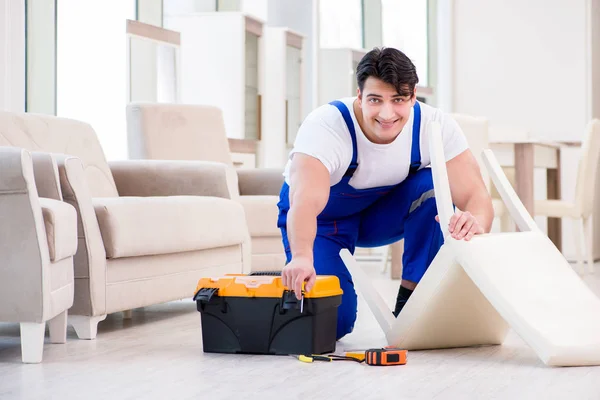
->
[336,280,358,340]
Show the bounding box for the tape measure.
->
[364,347,407,366]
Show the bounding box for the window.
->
[381,0,429,86]
[319,0,363,49]
[56,0,136,161]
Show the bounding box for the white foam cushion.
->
[452,231,600,367]
[386,244,509,349]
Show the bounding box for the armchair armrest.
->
[0,147,49,322]
[52,154,107,316]
[237,168,284,196]
[108,160,239,200]
[31,152,62,201]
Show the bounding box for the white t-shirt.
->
[283,97,469,189]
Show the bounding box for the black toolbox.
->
[193,273,343,355]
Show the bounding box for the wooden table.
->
[390,138,565,280]
[489,138,563,250]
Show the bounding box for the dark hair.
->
[356,47,419,97]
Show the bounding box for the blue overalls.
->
[277,100,444,340]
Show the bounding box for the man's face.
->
[357,77,416,144]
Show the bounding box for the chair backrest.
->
[575,119,600,216]
[448,113,491,190]
[126,103,234,167]
[428,121,455,240]
[482,149,538,233]
[0,111,118,198]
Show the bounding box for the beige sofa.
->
[0,111,251,339]
[0,147,77,362]
[126,103,286,272]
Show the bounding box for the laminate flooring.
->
[1,262,599,400]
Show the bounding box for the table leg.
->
[546,149,562,251]
[514,143,535,217]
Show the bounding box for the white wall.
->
[267,0,318,117]
[56,0,136,161]
[362,0,382,50]
[319,0,362,49]
[241,0,268,21]
[448,0,600,260]
[452,0,590,142]
[163,0,217,15]
[0,0,25,112]
[27,0,56,115]
[164,13,246,139]
[258,27,288,168]
[381,0,429,86]
[593,0,600,120]
[137,0,163,26]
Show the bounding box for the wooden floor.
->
[1,262,600,400]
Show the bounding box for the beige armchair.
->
[0,111,251,340]
[126,103,286,272]
[0,147,77,363]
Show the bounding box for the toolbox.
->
[193,273,343,356]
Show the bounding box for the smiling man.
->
[276,47,494,340]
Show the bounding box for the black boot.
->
[393,286,414,317]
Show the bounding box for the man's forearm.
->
[287,205,318,261]
[464,192,495,233]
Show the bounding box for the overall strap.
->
[409,101,422,174]
[329,100,358,178]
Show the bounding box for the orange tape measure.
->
[364,347,407,366]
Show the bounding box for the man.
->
[276,47,494,340]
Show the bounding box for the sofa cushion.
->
[239,195,280,237]
[93,196,248,259]
[39,198,78,262]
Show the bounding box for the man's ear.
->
[357,88,362,104]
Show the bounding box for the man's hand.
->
[436,210,484,241]
[281,256,317,299]
[446,149,495,234]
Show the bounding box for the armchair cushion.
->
[239,195,280,237]
[39,198,78,262]
[109,159,239,201]
[237,168,284,196]
[93,196,248,259]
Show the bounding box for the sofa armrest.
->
[53,154,107,316]
[237,168,284,196]
[31,151,62,201]
[108,160,239,200]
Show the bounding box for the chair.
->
[126,103,286,272]
[0,111,251,339]
[0,147,77,362]
[534,119,600,273]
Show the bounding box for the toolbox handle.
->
[193,288,218,303]
[233,276,277,288]
[280,290,301,312]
